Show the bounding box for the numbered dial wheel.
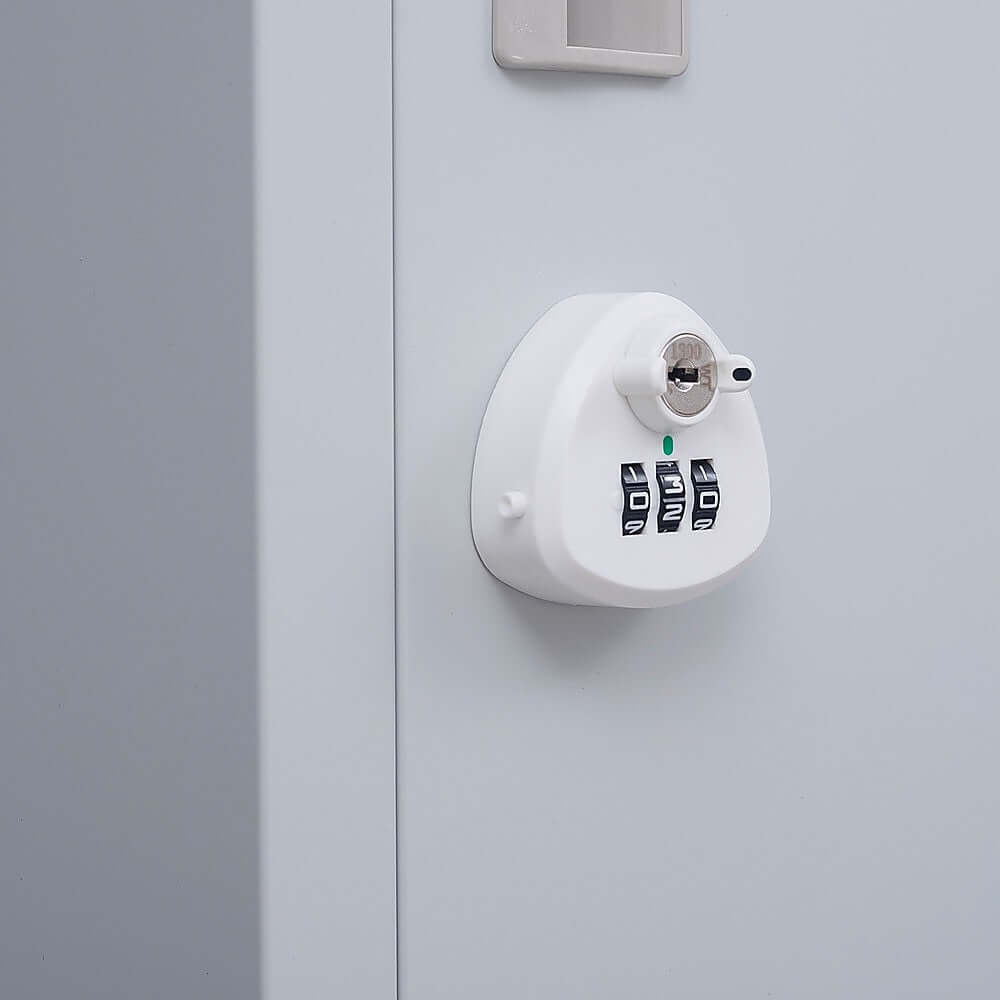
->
[621,463,650,536]
[691,459,721,531]
[656,461,687,533]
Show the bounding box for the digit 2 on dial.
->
[656,461,686,533]
[691,459,720,531]
[621,463,650,536]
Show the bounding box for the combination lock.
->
[471,293,771,608]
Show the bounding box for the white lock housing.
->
[471,293,771,608]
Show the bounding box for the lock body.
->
[471,293,770,608]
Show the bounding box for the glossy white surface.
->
[472,294,770,607]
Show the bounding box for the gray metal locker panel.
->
[1,5,257,997]
[1,3,397,998]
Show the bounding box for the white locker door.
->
[394,3,1000,998]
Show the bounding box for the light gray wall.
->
[1,5,257,998]
[395,2,1000,998]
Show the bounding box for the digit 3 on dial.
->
[655,460,686,534]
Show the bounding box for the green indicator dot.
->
[663,436,675,457]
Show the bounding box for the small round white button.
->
[498,491,528,520]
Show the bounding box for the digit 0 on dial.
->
[655,461,686,533]
[691,459,720,531]
[621,463,650,536]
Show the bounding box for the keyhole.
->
[668,366,700,392]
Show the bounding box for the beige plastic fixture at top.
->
[493,0,689,79]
